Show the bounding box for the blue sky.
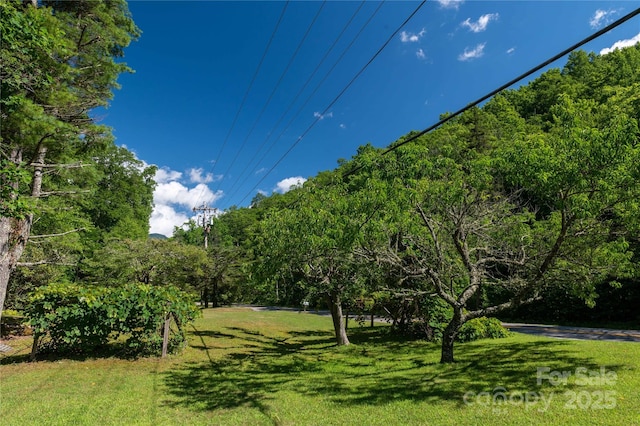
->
[100,1,640,236]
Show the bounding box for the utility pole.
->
[192,203,217,249]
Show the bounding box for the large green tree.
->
[0,0,139,319]
[86,144,156,242]
[254,174,379,345]
[361,90,639,363]
[82,238,209,291]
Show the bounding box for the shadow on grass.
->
[1,332,187,364]
[0,340,141,365]
[162,325,626,418]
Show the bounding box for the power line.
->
[343,6,640,178]
[237,4,640,216]
[235,0,426,206]
[216,1,327,195]
[226,1,383,206]
[224,1,368,202]
[193,1,289,208]
[269,5,640,237]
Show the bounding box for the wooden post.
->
[162,313,170,358]
[30,333,40,361]
[371,311,374,328]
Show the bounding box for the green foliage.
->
[86,145,157,241]
[0,158,32,219]
[27,283,113,351]
[457,317,510,343]
[81,239,209,291]
[254,173,379,298]
[26,282,200,356]
[0,0,143,320]
[107,284,201,354]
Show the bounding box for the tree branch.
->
[17,260,76,267]
[39,190,91,197]
[415,204,444,268]
[31,162,88,169]
[29,228,85,239]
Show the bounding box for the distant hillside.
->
[149,233,168,240]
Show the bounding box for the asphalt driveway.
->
[247,305,640,342]
[502,323,640,342]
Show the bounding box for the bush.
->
[27,283,113,351]
[377,292,451,341]
[26,283,200,357]
[457,317,510,342]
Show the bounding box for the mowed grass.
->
[2,307,640,425]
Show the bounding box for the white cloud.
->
[314,111,333,120]
[274,176,306,193]
[150,166,223,236]
[188,167,221,184]
[339,123,346,129]
[416,48,426,60]
[400,28,426,43]
[600,32,640,55]
[154,167,182,184]
[149,204,189,237]
[458,43,486,61]
[438,0,463,9]
[506,47,516,54]
[461,13,498,33]
[153,181,222,208]
[255,167,267,175]
[590,9,618,29]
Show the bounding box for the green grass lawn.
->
[2,307,640,425]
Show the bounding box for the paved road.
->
[247,306,640,342]
[502,323,640,342]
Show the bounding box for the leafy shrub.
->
[457,317,510,342]
[26,283,200,357]
[378,292,451,341]
[27,283,113,351]
[109,284,200,355]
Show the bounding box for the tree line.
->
[209,46,640,362]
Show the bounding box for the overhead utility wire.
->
[236,0,426,206]
[226,1,380,205]
[343,6,640,179]
[224,0,367,201]
[215,1,327,196]
[193,1,289,208]
[226,1,383,206]
[272,6,640,228]
[237,5,640,218]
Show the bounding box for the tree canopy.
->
[1,0,141,319]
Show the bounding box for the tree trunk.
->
[328,290,350,346]
[441,308,464,363]
[212,279,219,308]
[0,216,30,321]
[0,148,44,322]
[202,287,209,308]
